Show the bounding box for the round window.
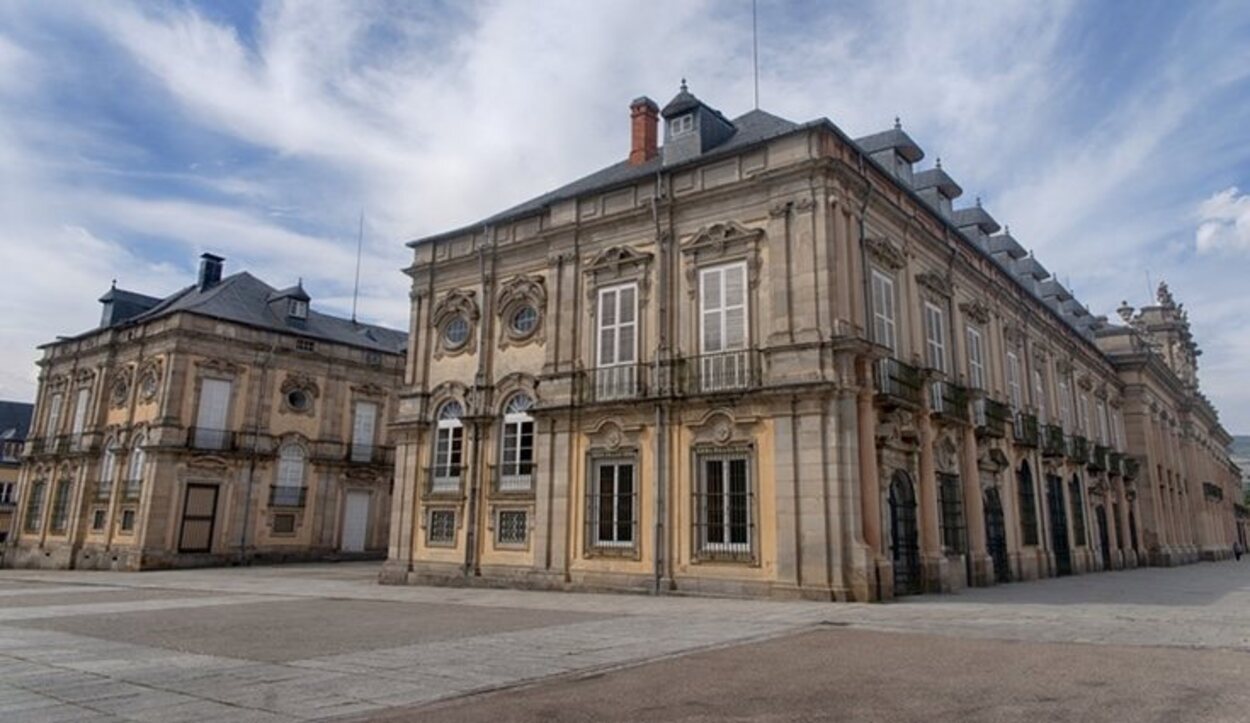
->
[443,317,470,348]
[510,305,538,335]
[286,389,311,411]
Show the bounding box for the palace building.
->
[6,254,406,570]
[384,84,1243,600]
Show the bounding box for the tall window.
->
[699,263,750,390]
[71,388,91,448]
[1069,476,1087,547]
[49,478,72,533]
[499,394,535,491]
[1077,393,1090,436]
[696,451,752,557]
[1112,410,1124,450]
[1018,462,1039,546]
[45,393,63,441]
[99,440,119,496]
[870,270,897,352]
[1033,369,1047,424]
[1058,379,1072,431]
[923,302,947,373]
[127,435,146,490]
[590,458,634,548]
[24,480,46,532]
[595,284,638,399]
[938,473,965,554]
[1005,352,1022,409]
[194,378,232,449]
[432,401,464,491]
[965,326,985,389]
[274,443,305,506]
[350,401,378,463]
[1096,401,1109,445]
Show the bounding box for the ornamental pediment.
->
[585,245,652,276]
[916,270,952,299]
[865,237,906,271]
[681,220,763,256]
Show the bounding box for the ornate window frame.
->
[496,275,546,349]
[431,288,480,359]
[279,373,319,416]
[137,358,164,404]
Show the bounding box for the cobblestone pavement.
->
[0,560,1247,721]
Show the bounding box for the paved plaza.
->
[1,561,1249,721]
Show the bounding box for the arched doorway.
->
[889,471,921,596]
[1095,505,1111,570]
[1046,474,1072,576]
[983,487,1010,583]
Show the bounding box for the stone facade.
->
[383,86,1242,600]
[5,257,405,570]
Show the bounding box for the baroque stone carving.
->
[431,288,480,359]
[137,358,163,403]
[195,357,244,377]
[959,299,991,325]
[916,270,952,299]
[496,274,546,349]
[681,220,765,298]
[351,383,387,398]
[584,245,653,311]
[864,237,906,271]
[109,367,133,409]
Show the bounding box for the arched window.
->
[127,435,146,484]
[499,394,534,491]
[24,479,47,533]
[273,443,306,507]
[100,439,120,496]
[1017,461,1038,546]
[431,401,464,492]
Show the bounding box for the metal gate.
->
[1046,475,1072,576]
[984,487,1010,583]
[1095,505,1111,570]
[889,472,921,595]
[178,484,218,553]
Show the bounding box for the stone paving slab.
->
[0,588,220,608]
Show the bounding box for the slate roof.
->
[72,273,405,354]
[0,401,33,442]
[412,109,802,246]
[854,127,925,163]
[914,167,963,199]
[950,205,1001,235]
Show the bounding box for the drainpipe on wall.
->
[652,168,667,595]
[238,337,280,565]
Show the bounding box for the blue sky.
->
[1,0,1249,431]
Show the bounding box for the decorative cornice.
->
[959,299,991,325]
[195,357,244,377]
[915,270,952,299]
[864,237,906,271]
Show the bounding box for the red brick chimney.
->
[629,96,659,166]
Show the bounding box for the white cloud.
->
[1196,186,1250,253]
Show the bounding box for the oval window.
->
[286,389,311,411]
[510,305,538,335]
[443,317,470,348]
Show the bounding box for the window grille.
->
[938,473,965,554]
[497,510,527,545]
[695,451,753,560]
[428,509,456,545]
[1069,477,1087,547]
[24,480,46,532]
[49,479,72,534]
[272,513,296,534]
[587,458,636,549]
[595,285,638,400]
[1018,463,1039,546]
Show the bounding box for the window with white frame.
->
[1033,369,1047,424]
[273,443,305,506]
[350,401,378,463]
[696,450,752,558]
[1058,379,1072,431]
[99,440,119,497]
[432,401,464,491]
[870,270,897,352]
[589,457,635,548]
[428,509,456,545]
[71,388,91,448]
[45,392,63,441]
[923,302,947,373]
[965,326,985,389]
[126,435,146,492]
[1006,351,1022,409]
[193,378,232,449]
[670,113,694,136]
[699,263,750,391]
[595,284,638,399]
[499,394,535,491]
[497,509,528,546]
[49,478,72,533]
[1096,400,1109,444]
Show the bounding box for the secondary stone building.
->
[384,84,1241,600]
[6,255,406,570]
[0,401,34,548]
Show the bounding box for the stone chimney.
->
[629,96,659,166]
[198,253,224,291]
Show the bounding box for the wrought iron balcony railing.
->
[1042,424,1066,458]
[121,480,142,501]
[187,427,235,452]
[1068,435,1090,465]
[874,357,923,408]
[269,485,307,508]
[682,350,762,395]
[1013,412,1039,448]
[1124,456,1141,480]
[930,380,971,423]
[974,398,1011,438]
[426,465,464,496]
[1088,444,1110,472]
[493,462,535,494]
[585,363,649,403]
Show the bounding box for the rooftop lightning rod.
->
[752,0,760,110]
[351,210,364,324]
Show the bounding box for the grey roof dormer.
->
[855,119,924,186]
[660,80,737,166]
[914,161,962,218]
[987,229,1027,260]
[268,282,311,328]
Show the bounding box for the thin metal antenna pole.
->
[351,210,364,324]
[752,0,760,110]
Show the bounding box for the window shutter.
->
[71,388,91,436]
[597,285,637,366]
[196,379,231,430]
[701,267,724,354]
